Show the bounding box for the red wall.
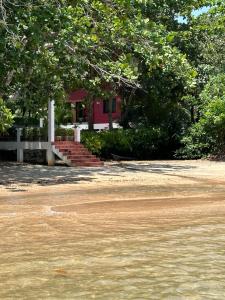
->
[69,89,88,102]
[69,89,121,124]
[93,97,121,124]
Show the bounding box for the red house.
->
[68,89,122,130]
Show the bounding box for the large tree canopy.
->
[0,0,196,130]
[174,1,225,158]
[1,0,223,161]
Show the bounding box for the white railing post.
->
[47,100,55,166]
[74,127,81,143]
[48,100,55,143]
[40,118,44,128]
[16,128,23,162]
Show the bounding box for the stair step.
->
[56,148,89,152]
[53,142,80,146]
[60,149,90,154]
[71,162,104,167]
[55,146,85,149]
[53,141,79,143]
[67,155,96,159]
[63,151,89,157]
[53,141,103,168]
[57,146,88,149]
[70,158,100,163]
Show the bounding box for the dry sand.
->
[0,160,225,222]
[1,160,225,299]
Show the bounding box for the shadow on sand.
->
[0,162,102,191]
[0,161,197,192]
[114,161,196,173]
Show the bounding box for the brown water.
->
[1,184,225,299]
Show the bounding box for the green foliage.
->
[55,102,73,126]
[9,126,77,142]
[200,74,225,103]
[96,130,132,158]
[22,127,47,141]
[55,128,74,137]
[0,0,196,116]
[122,1,225,159]
[81,131,105,156]
[0,98,14,133]
[1,1,224,160]
[176,122,212,159]
[81,128,169,159]
[177,74,225,158]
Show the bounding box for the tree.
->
[0,0,196,130]
[0,98,13,133]
[173,1,225,124]
[177,74,225,158]
[175,2,225,158]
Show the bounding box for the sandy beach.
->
[1,160,225,299]
[1,159,225,220]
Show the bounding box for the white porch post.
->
[74,127,81,143]
[16,128,23,163]
[39,118,44,128]
[48,100,55,143]
[47,100,55,166]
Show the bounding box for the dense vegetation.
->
[0,1,224,159]
[81,128,169,159]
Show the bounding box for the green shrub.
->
[81,131,104,156]
[55,127,74,137]
[175,122,212,159]
[98,130,132,158]
[128,128,166,159]
[22,127,48,141]
[81,128,167,159]
[0,99,14,133]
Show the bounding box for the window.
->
[103,98,116,114]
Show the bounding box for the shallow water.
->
[1,186,225,299]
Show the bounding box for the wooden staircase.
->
[52,141,104,167]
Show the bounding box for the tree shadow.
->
[112,161,196,174]
[0,162,104,192]
[0,161,198,193]
[110,161,225,186]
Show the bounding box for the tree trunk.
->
[71,103,77,124]
[108,98,113,131]
[87,97,94,131]
[190,105,195,123]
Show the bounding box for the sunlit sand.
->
[1,160,225,299]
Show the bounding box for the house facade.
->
[68,89,122,130]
